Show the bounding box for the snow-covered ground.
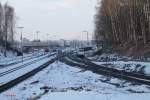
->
[0,51,44,66]
[0,53,49,74]
[94,61,150,75]
[0,61,150,100]
[0,51,17,60]
[88,53,150,75]
[40,92,150,100]
[89,53,131,62]
[0,54,55,85]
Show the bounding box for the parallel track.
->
[61,54,150,86]
[0,54,56,93]
[0,53,55,77]
[0,52,45,67]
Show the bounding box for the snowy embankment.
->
[0,62,150,100]
[0,51,44,66]
[40,92,150,100]
[89,53,150,75]
[0,53,49,74]
[0,48,17,60]
[94,61,150,75]
[0,53,56,85]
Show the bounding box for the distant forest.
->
[95,0,150,57]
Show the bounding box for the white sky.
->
[1,0,99,41]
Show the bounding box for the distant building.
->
[22,38,30,44]
[32,39,41,42]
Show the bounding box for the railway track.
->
[0,53,56,93]
[0,52,45,67]
[0,52,40,64]
[0,53,55,77]
[61,54,150,86]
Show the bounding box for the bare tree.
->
[0,3,4,44]
[3,3,15,48]
[95,0,150,51]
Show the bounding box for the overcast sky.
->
[1,0,99,41]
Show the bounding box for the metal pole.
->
[36,31,39,40]
[17,27,24,63]
[47,34,50,54]
[83,31,89,46]
[47,34,49,45]
[36,31,39,50]
[21,29,23,63]
[87,32,89,44]
[36,31,40,57]
[4,14,9,57]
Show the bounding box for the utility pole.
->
[4,16,8,57]
[4,14,11,57]
[17,26,24,63]
[35,31,40,56]
[83,31,89,46]
[47,33,50,52]
[60,39,66,47]
[36,31,39,40]
[47,33,50,45]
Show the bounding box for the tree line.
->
[95,0,150,50]
[0,2,15,48]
